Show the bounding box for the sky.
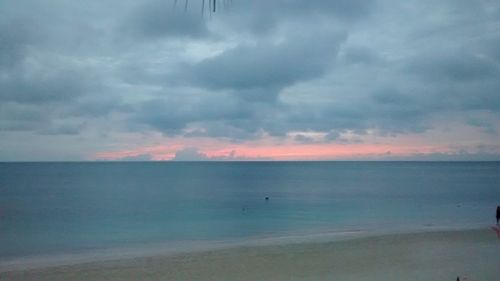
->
[0,0,499,161]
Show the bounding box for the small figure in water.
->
[265,197,269,201]
[457,277,460,281]
[496,206,500,225]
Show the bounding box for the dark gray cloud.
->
[133,92,252,135]
[172,147,209,161]
[218,0,375,34]
[0,68,93,104]
[190,30,346,93]
[0,19,40,69]
[0,0,499,160]
[340,46,384,65]
[125,0,210,39]
[407,52,498,82]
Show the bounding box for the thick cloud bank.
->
[0,0,499,160]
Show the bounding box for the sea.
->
[0,162,499,262]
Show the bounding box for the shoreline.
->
[1,226,499,280]
[0,223,487,272]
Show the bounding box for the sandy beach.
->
[1,228,498,281]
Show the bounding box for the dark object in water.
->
[457,277,460,281]
[496,206,500,225]
[265,197,269,201]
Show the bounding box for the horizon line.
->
[1,160,499,163]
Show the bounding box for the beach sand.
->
[1,228,498,281]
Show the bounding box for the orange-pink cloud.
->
[94,145,181,161]
[93,138,451,161]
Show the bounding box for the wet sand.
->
[1,228,498,281]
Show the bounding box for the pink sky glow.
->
[93,141,452,161]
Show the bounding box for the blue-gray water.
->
[0,162,499,260]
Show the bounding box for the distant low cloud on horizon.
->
[1,0,499,161]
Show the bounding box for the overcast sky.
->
[1,0,499,161]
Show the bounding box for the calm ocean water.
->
[0,162,499,260]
